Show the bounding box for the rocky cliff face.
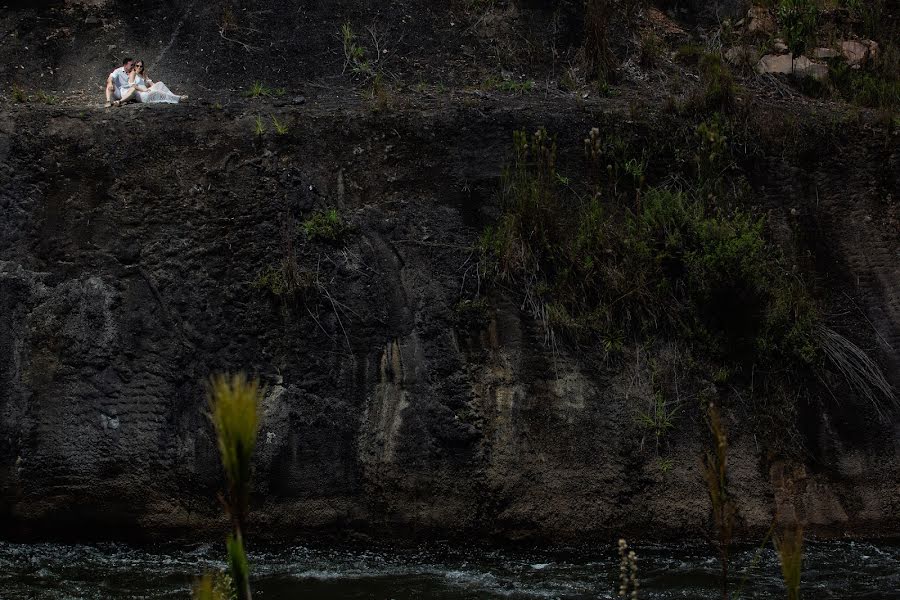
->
[1,0,899,543]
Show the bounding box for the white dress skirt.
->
[133,75,181,104]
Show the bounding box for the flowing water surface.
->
[0,539,898,599]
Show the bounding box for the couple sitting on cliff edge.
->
[104,57,188,107]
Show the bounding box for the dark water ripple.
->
[0,539,898,599]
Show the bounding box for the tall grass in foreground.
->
[617,538,639,599]
[774,525,804,600]
[703,403,735,600]
[193,373,261,600]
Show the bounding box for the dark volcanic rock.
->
[0,0,899,545]
[0,97,898,544]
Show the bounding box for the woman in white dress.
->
[129,60,188,104]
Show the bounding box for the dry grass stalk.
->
[819,326,896,416]
[774,524,804,600]
[703,402,736,600]
[617,538,640,599]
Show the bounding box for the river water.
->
[0,539,898,599]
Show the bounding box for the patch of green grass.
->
[252,258,311,298]
[253,265,289,296]
[254,115,266,136]
[9,86,57,105]
[246,81,285,99]
[484,77,535,94]
[303,208,349,243]
[638,392,680,449]
[11,84,26,103]
[595,79,615,97]
[271,115,289,135]
[33,90,57,104]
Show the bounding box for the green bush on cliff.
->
[303,208,349,243]
[481,128,820,382]
[830,58,900,111]
[252,257,312,298]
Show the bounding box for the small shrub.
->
[33,90,57,104]
[639,31,664,69]
[840,0,888,39]
[695,116,731,194]
[831,59,900,110]
[341,22,371,76]
[370,72,391,109]
[819,326,897,415]
[303,208,348,243]
[595,79,614,97]
[11,84,26,103]
[583,0,617,82]
[697,53,735,112]
[252,257,310,298]
[560,66,582,92]
[253,265,288,296]
[638,392,679,451]
[674,43,703,66]
[776,0,819,56]
[452,298,491,329]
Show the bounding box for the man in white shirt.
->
[104,57,135,108]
